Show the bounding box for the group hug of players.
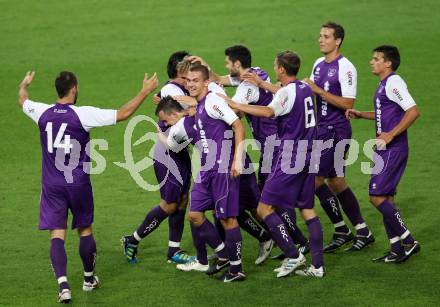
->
[120,21,421,282]
[19,21,420,302]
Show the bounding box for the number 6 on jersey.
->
[304,97,316,128]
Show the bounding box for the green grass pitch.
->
[0,0,439,305]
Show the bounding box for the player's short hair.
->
[188,63,210,81]
[176,58,192,76]
[321,21,345,47]
[373,45,400,71]
[276,51,301,76]
[167,50,190,79]
[155,96,184,116]
[55,71,78,98]
[225,45,252,68]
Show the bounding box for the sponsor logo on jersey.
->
[245,88,252,101]
[280,96,288,108]
[172,133,180,142]
[213,104,224,117]
[314,67,321,80]
[392,88,403,101]
[346,71,353,85]
[328,68,337,77]
[27,107,35,113]
[375,98,382,134]
[197,119,209,153]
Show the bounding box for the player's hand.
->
[231,157,243,178]
[173,95,197,107]
[216,93,237,108]
[375,132,394,150]
[242,72,262,87]
[143,73,159,92]
[20,71,35,87]
[152,94,161,105]
[187,106,196,116]
[302,78,323,95]
[216,93,231,101]
[345,108,362,119]
[187,56,209,69]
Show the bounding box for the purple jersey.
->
[22,99,116,186]
[154,82,191,176]
[167,115,198,148]
[261,80,317,209]
[158,80,190,98]
[268,80,316,155]
[231,67,277,143]
[194,91,239,171]
[168,115,254,171]
[373,73,416,151]
[311,55,357,127]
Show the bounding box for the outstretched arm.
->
[346,109,375,120]
[304,78,355,110]
[217,93,274,118]
[242,72,281,94]
[18,71,35,108]
[187,55,232,86]
[116,73,159,122]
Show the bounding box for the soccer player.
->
[156,95,273,265]
[174,57,276,265]
[304,22,374,252]
[189,46,309,257]
[225,51,325,278]
[173,63,246,282]
[19,70,158,303]
[121,51,195,265]
[346,45,420,263]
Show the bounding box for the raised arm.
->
[116,73,159,122]
[18,71,35,108]
[187,55,232,86]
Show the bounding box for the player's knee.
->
[369,195,385,207]
[77,226,93,237]
[178,194,189,210]
[50,229,66,240]
[300,208,317,221]
[159,201,177,215]
[257,203,272,219]
[315,176,325,189]
[220,217,239,230]
[188,211,203,225]
[327,177,347,194]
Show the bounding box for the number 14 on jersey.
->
[45,122,73,154]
